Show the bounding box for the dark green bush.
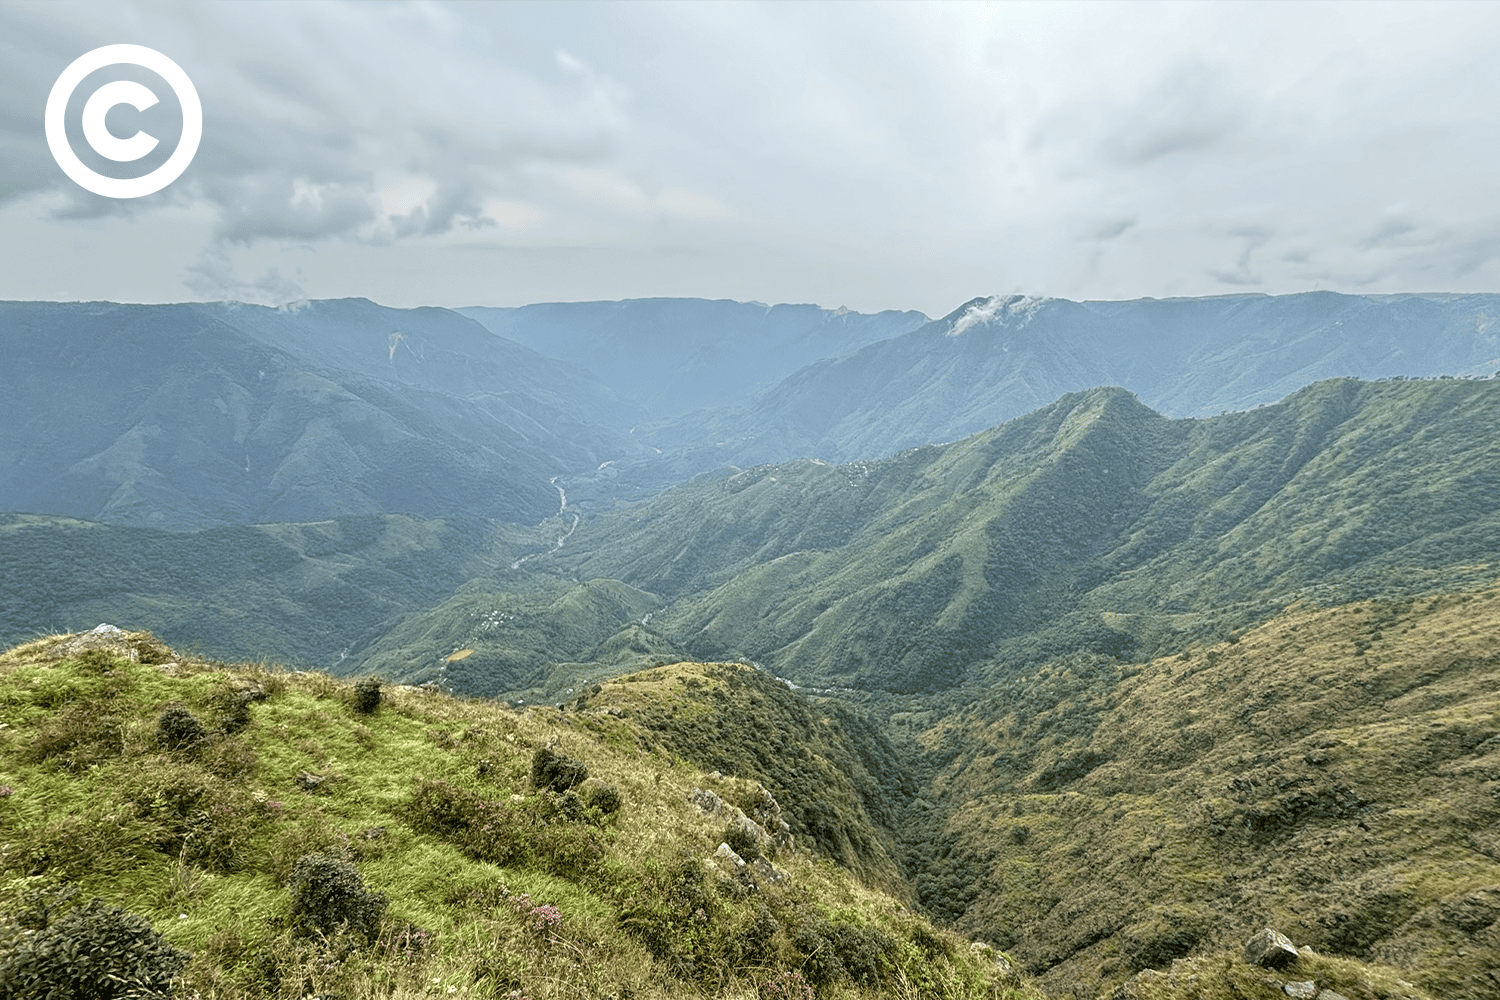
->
[285,852,388,942]
[0,897,191,999]
[584,780,621,815]
[791,924,843,987]
[723,822,761,860]
[531,746,588,792]
[155,704,206,751]
[826,922,895,987]
[353,677,382,715]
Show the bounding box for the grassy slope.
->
[907,581,1500,998]
[0,629,1029,1000]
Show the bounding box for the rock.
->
[751,857,786,885]
[1245,928,1300,968]
[1315,991,1351,1000]
[690,788,725,816]
[1283,982,1318,999]
[295,770,327,791]
[714,842,747,868]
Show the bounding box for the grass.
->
[0,629,1034,1000]
[912,583,1500,996]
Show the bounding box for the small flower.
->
[527,903,562,933]
[265,799,284,811]
[0,786,13,798]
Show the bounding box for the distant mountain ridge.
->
[343,376,1500,699]
[457,298,929,419]
[624,291,1500,477]
[0,298,645,529]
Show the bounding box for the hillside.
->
[458,299,928,419]
[0,512,556,667]
[0,628,1465,1000]
[4,376,1497,697]
[0,628,1032,1000]
[0,299,642,529]
[900,584,1500,998]
[622,292,1500,475]
[391,377,1500,699]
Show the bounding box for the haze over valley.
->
[4,288,1500,996]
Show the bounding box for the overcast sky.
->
[3,0,1500,316]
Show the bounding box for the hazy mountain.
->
[623,292,1500,475]
[355,376,1500,699]
[457,299,928,419]
[0,299,643,529]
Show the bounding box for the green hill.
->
[899,583,1500,997]
[449,377,1500,697]
[0,628,1030,1000]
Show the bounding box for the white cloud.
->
[5,1,1500,312]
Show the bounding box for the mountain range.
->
[3,289,1500,997]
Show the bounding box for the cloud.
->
[2,2,631,247]
[1093,217,1137,241]
[183,245,305,305]
[949,294,1049,336]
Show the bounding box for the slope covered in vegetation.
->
[0,627,1029,1000]
[900,583,1500,998]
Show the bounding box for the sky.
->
[3,0,1500,316]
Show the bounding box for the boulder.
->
[1283,982,1317,999]
[1245,928,1300,968]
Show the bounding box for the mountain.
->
[618,292,1500,476]
[395,376,1500,699]
[456,299,928,419]
[0,628,1035,1000]
[898,584,1500,997]
[7,375,1495,694]
[0,299,643,529]
[0,626,1460,1000]
[0,512,547,667]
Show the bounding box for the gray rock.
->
[1245,928,1300,968]
[690,787,725,815]
[1283,982,1317,999]
[751,856,786,885]
[714,842,746,868]
[1315,991,1351,1000]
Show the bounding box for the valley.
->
[3,291,1500,997]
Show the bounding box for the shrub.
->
[826,923,896,987]
[0,897,191,999]
[285,852,388,942]
[583,779,621,815]
[723,821,761,861]
[352,677,382,715]
[531,746,588,792]
[791,924,843,987]
[155,704,206,751]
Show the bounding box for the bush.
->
[531,746,588,792]
[0,897,191,999]
[723,821,761,860]
[583,779,621,815]
[826,922,895,987]
[285,852,388,942]
[155,704,206,751]
[352,677,382,715]
[791,924,843,987]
